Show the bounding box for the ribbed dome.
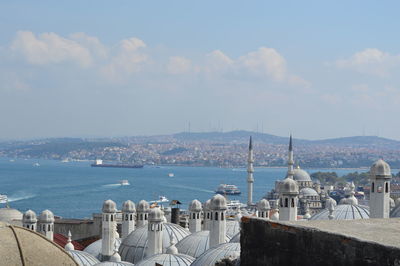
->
[39,209,54,223]
[299,187,319,197]
[0,208,23,224]
[68,250,100,266]
[102,200,117,213]
[23,210,37,223]
[135,253,195,266]
[189,199,202,212]
[149,207,163,222]
[293,168,312,181]
[83,238,122,259]
[137,200,150,213]
[390,204,400,218]
[191,242,240,266]
[0,222,78,265]
[210,194,227,211]
[229,232,240,243]
[95,262,134,266]
[226,220,240,239]
[203,200,211,211]
[309,204,369,220]
[279,178,299,195]
[122,200,136,213]
[257,199,270,211]
[119,223,190,264]
[370,159,391,178]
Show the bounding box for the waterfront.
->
[0,158,371,218]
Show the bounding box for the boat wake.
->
[102,184,122,188]
[8,191,36,202]
[167,184,214,193]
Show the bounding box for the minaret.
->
[257,199,270,219]
[278,177,299,221]
[189,199,202,233]
[122,200,136,238]
[209,194,227,247]
[101,199,117,260]
[137,200,150,227]
[202,199,211,231]
[369,159,392,218]
[287,134,295,179]
[147,207,163,257]
[22,210,37,231]
[247,136,255,206]
[65,230,75,251]
[38,210,54,241]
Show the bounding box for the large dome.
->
[95,262,134,266]
[135,253,195,266]
[0,207,23,225]
[191,242,240,266]
[293,168,312,181]
[0,222,78,265]
[226,220,240,239]
[68,250,100,266]
[299,187,319,197]
[309,204,369,220]
[84,238,122,259]
[119,223,189,264]
[229,232,240,243]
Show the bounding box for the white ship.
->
[119,180,130,186]
[168,173,174,177]
[215,184,241,195]
[149,196,169,204]
[0,194,8,204]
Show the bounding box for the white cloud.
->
[204,50,233,72]
[167,56,191,74]
[69,32,108,59]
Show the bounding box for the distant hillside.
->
[314,136,400,147]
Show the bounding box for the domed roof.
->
[390,204,400,218]
[229,232,240,243]
[39,209,55,223]
[68,250,100,266]
[191,243,240,266]
[0,222,78,265]
[210,194,227,211]
[135,253,194,266]
[309,204,369,220]
[189,199,202,212]
[371,159,391,178]
[149,207,163,222]
[279,178,299,195]
[122,200,136,213]
[226,220,240,239]
[119,223,190,264]
[95,262,134,266]
[84,238,122,259]
[299,187,319,197]
[0,207,23,224]
[257,199,270,211]
[203,200,211,211]
[103,200,117,213]
[23,209,37,223]
[137,200,150,213]
[293,167,312,181]
[175,230,230,258]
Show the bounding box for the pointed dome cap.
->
[149,207,163,223]
[23,209,37,223]
[370,159,391,178]
[189,199,202,212]
[137,200,150,212]
[279,177,299,195]
[65,230,74,251]
[39,209,54,223]
[102,200,117,213]
[203,199,211,211]
[166,234,178,255]
[122,200,136,213]
[210,194,227,211]
[257,199,271,211]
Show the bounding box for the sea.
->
[0,158,370,219]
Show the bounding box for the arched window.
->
[207,213,210,219]
[145,214,148,220]
[385,182,389,193]
[106,215,109,222]
[125,214,129,221]
[197,213,200,219]
[280,198,283,207]
[192,213,196,219]
[291,198,295,207]
[111,215,114,222]
[221,213,224,221]
[285,198,288,207]
[140,214,143,220]
[215,212,218,220]
[130,214,133,221]
[372,182,375,193]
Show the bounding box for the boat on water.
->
[33,163,40,167]
[119,180,130,186]
[91,159,143,169]
[0,194,8,204]
[149,196,169,204]
[215,184,241,195]
[168,173,174,177]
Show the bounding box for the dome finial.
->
[109,240,122,262]
[65,230,74,251]
[166,233,178,254]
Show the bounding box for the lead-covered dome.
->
[102,200,117,213]
[68,250,100,266]
[122,200,136,213]
[23,209,37,223]
[229,232,240,243]
[189,199,202,212]
[137,200,150,213]
[39,209,55,223]
[279,178,299,195]
[309,204,369,220]
[191,242,240,266]
[299,187,319,197]
[136,253,195,266]
[293,168,312,181]
[226,220,240,239]
[84,238,122,259]
[257,199,271,211]
[210,195,227,210]
[0,207,23,225]
[370,159,391,178]
[95,262,134,266]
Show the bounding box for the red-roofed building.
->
[54,233,85,251]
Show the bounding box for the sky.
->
[1,1,400,140]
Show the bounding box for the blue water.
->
[0,158,371,218]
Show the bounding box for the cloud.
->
[167,56,191,74]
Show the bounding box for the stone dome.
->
[149,207,163,222]
[84,238,122,259]
[68,250,100,266]
[203,200,211,211]
[137,200,150,213]
[102,200,117,213]
[95,262,134,266]
[39,209,54,223]
[0,222,78,265]
[0,207,23,224]
[210,194,227,211]
[23,209,37,223]
[371,159,391,178]
[122,200,136,213]
[189,199,202,212]
[119,222,190,264]
[135,253,194,266]
[299,187,319,197]
[191,242,240,266]
[279,178,299,195]
[293,167,312,181]
[229,232,240,243]
[257,199,270,211]
[309,204,369,220]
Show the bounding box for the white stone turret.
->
[122,200,136,238]
[101,199,117,260]
[257,199,270,219]
[209,194,227,247]
[65,230,74,251]
[38,209,54,241]
[22,209,37,231]
[369,159,392,218]
[247,136,255,206]
[278,177,299,221]
[189,199,202,233]
[203,199,212,231]
[147,207,163,257]
[137,200,150,227]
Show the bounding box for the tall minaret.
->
[38,210,54,241]
[101,199,117,260]
[189,199,202,233]
[137,200,150,227]
[287,134,295,179]
[209,194,227,247]
[247,136,255,206]
[122,200,136,238]
[369,159,392,218]
[147,207,163,257]
[22,210,37,231]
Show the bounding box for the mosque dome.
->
[39,209,55,223]
[257,199,270,211]
[22,209,37,223]
[137,200,150,213]
[203,199,211,211]
[309,204,369,220]
[189,199,202,212]
[122,200,136,213]
[0,222,78,265]
[135,253,195,266]
[149,207,163,222]
[299,187,319,197]
[191,243,240,266]
[226,220,240,239]
[229,232,240,243]
[68,250,100,266]
[279,178,299,195]
[370,159,391,178]
[94,262,134,266]
[0,207,23,224]
[210,194,227,211]
[293,167,312,182]
[102,200,117,213]
[84,238,122,259]
[119,223,189,264]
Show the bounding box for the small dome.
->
[189,199,202,212]
[210,194,227,211]
[226,220,240,239]
[103,200,117,213]
[299,187,319,197]
[203,200,211,211]
[84,238,122,259]
[68,250,100,266]
[149,207,163,222]
[0,207,23,224]
[176,231,230,258]
[122,200,136,213]
[39,209,55,223]
[137,200,150,213]
[191,243,240,266]
[293,167,312,181]
[229,232,240,243]
[135,253,195,266]
[279,178,299,195]
[23,209,37,223]
[310,204,369,220]
[95,262,134,266]
[257,199,270,211]
[370,159,391,178]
